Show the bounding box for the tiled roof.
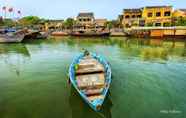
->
[78,12,94,17]
[179,9,186,12]
[123,9,142,13]
[145,6,172,9]
[47,20,64,22]
[95,19,107,22]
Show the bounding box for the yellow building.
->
[95,19,107,31]
[142,6,173,27]
[122,8,144,28]
[173,9,186,18]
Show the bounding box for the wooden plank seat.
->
[87,95,104,102]
[83,88,103,96]
[76,73,105,90]
[76,58,104,75]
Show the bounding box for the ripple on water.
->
[0,38,186,118]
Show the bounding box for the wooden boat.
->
[70,31,110,37]
[51,31,69,36]
[69,51,112,111]
[23,30,48,41]
[0,30,25,43]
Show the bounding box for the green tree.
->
[64,18,75,29]
[105,20,121,29]
[0,19,15,27]
[175,17,186,26]
[18,16,41,27]
[105,21,112,29]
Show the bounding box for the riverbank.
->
[126,26,186,39]
[49,27,186,39]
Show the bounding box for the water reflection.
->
[0,44,30,56]
[49,37,186,63]
[114,38,186,61]
[182,41,186,57]
[69,85,112,118]
[0,38,186,118]
[0,44,30,77]
[140,47,168,61]
[1,38,185,64]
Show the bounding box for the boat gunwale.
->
[69,52,111,111]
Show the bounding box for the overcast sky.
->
[0,0,185,20]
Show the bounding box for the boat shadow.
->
[69,85,113,118]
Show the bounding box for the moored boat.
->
[51,31,69,36]
[0,30,25,43]
[69,51,112,111]
[23,30,48,41]
[70,31,110,37]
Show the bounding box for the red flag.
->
[8,8,13,12]
[2,6,6,10]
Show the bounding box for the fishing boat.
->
[0,30,25,43]
[51,31,69,36]
[70,31,110,37]
[23,30,48,41]
[69,51,112,111]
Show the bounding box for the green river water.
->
[0,37,186,118]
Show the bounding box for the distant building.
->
[142,6,173,27]
[77,12,95,25]
[173,9,186,18]
[74,12,107,32]
[122,6,173,28]
[122,8,144,28]
[45,20,64,31]
[74,12,95,32]
[95,19,107,31]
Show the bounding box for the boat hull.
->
[69,53,112,111]
[70,32,110,37]
[51,31,69,36]
[22,31,48,42]
[0,34,25,43]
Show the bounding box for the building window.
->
[139,20,145,26]
[125,24,130,28]
[79,19,82,22]
[164,11,171,16]
[137,15,142,18]
[83,19,86,22]
[163,22,171,27]
[125,15,130,19]
[148,13,153,17]
[132,15,136,18]
[155,23,161,26]
[146,23,153,27]
[156,12,161,17]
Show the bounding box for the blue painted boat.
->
[69,52,111,111]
